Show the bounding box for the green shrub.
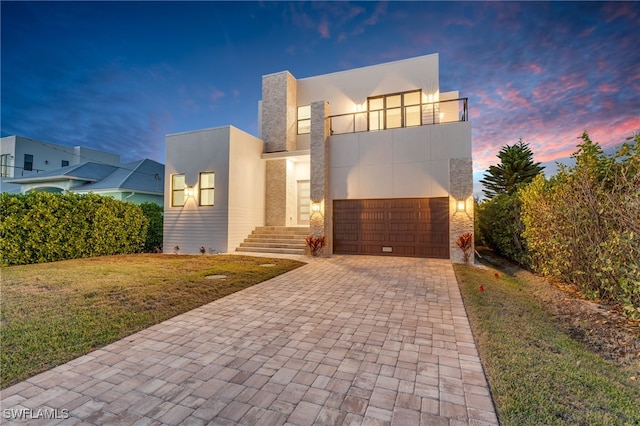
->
[0,192,148,265]
[477,191,529,267]
[521,132,640,319]
[139,202,163,252]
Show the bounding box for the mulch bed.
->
[477,248,640,376]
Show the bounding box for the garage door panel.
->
[333,197,449,259]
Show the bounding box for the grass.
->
[454,262,640,425]
[0,254,304,388]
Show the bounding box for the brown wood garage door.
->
[333,198,449,259]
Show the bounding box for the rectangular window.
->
[404,90,422,127]
[368,97,384,131]
[24,154,33,172]
[297,105,311,134]
[367,90,423,130]
[199,172,215,206]
[0,154,10,177]
[171,174,186,207]
[61,160,69,167]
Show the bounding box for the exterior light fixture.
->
[456,199,466,212]
[311,202,321,213]
[185,187,195,199]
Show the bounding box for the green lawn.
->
[0,254,304,388]
[454,262,640,425]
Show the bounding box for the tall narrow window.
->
[297,105,311,134]
[404,90,422,127]
[171,174,186,207]
[0,154,10,177]
[199,172,215,206]
[368,97,384,131]
[24,154,33,172]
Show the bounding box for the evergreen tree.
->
[480,139,544,199]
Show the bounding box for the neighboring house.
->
[164,53,474,262]
[4,159,165,205]
[0,135,121,194]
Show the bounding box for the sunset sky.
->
[2,1,638,195]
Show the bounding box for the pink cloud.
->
[598,83,619,93]
[210,90,225,102]
[603,2,638,23]
[523,63,543,75]
[318,21,330,38]
[579,26,596,37]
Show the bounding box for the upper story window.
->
[199,172,215,206]
[62,160,69,167]
[368,90,422,131]
[1,154,11,177]
[297,105,311,134]
[171,174,186,207]
[24,154,33,172]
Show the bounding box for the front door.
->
[297,180,310,225]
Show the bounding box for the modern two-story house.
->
[163,53,473,262]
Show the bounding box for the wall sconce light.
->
[185,187,195,199]
[456,199,466,212]
[311,201,322,213]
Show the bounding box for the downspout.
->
[124,192,136,202]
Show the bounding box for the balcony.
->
[328,97,468,135]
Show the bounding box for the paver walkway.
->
[1,256,498,425]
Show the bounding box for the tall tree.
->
[480,139,544,199]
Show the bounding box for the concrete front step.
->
[236,226,308,256]
[236,247,305,255]
[239,242,306,249]
[247,235,308,241]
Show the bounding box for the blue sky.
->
[2,1,639,195]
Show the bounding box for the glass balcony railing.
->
[328,98,468,135]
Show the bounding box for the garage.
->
[333,197,449,259]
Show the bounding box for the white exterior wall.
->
[329,122,471,200]
[227,127,266,252]
[163,127,231,254]
[296,54,439,115]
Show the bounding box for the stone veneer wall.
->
[261,72,297,153]
[265,159,287,226]
[310,101,330,253]
[449,158,474,263]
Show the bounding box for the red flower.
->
[479,285,484,291]
[494,273,500,279]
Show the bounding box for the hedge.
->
[0,192,148,265]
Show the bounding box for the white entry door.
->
[297,180,310,225]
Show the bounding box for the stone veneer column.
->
[261,71,297,153]
[449,158,474,263]
[265,160,287,226]
[309,101,330,254]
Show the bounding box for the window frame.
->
[61,160,69,167]
[297,105,311,135]
[24,154,33,172]
[199,171,215,206]
[367,90,422,131]
[0,154,10,177]
[171,173,186,207]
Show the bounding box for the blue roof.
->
[77,159,164,194]
[7,160,164,195]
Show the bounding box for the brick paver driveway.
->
[1,256,498,425]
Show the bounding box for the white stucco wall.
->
[296,54,439,116]
[227,127,266,252]
[294,54,439,150]
[163,126,232,254]
[328,121,471,200]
